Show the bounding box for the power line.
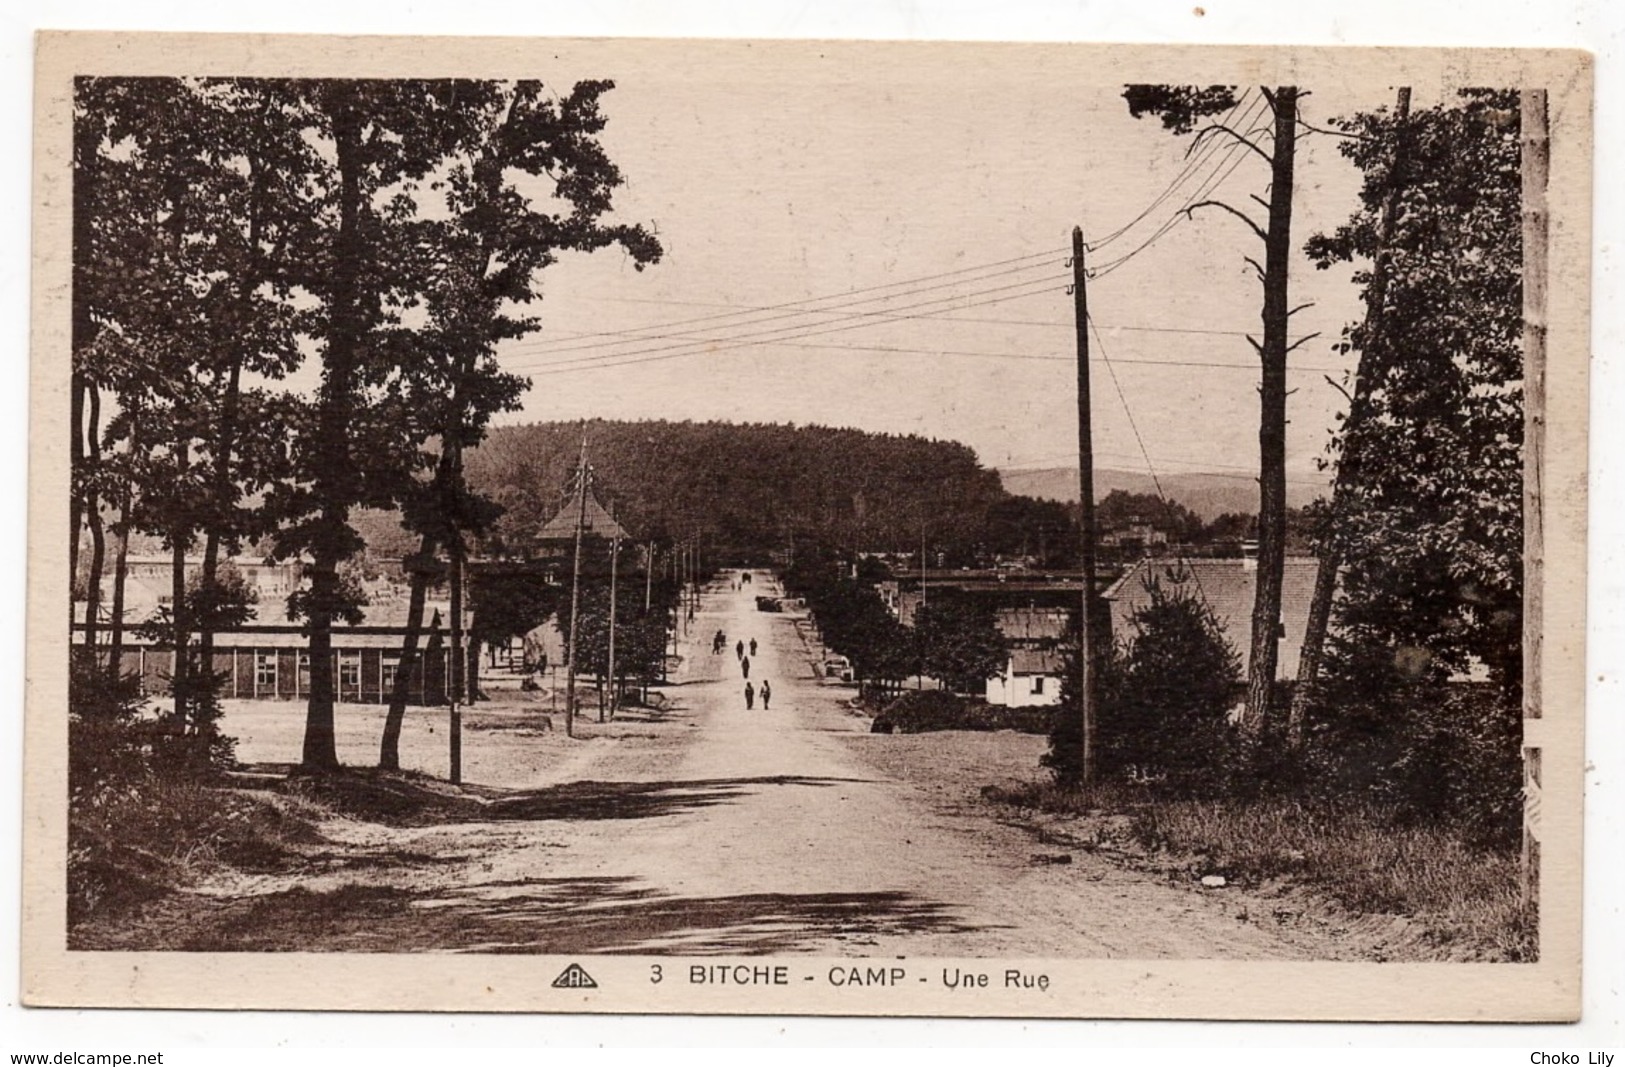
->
[1090,97,1272,278]
[509,247,1068,357]
[1087,89,1257,252]
[502,278,1071,376]
[499,274,1068,375]
[501,259,1065,360]
[527,295,1323,343]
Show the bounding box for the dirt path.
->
[138,570,1348,959]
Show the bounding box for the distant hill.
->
[999,466,1327,521]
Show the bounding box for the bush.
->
[1305,640,1522,847]
[1047,567,1240,794]
[871,689,1053,734]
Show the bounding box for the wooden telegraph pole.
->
[564,428,590,739]
[1520,87,1549,908]
[1071,226,1101,787]
[448,546,464,784]
[606,515,620,723]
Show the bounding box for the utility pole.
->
[1072,225,1101,787]
[564,428,590,739]
[448,544,464,784]
[1520,87,1549,908]
[606,517,620,723]
[644,540,654,612]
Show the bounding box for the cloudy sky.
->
[472,42,1436,492]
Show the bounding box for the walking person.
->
[744,681,755,710]
[741,655,751,680]
[749,638,757,657]
[735,639,744,660]
[760,679,771,710]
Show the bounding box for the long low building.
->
[74,626,455,706]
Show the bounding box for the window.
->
[255,652,277,688]
[382,656,400,691]
[1030,676,1046,695]
[340,653,362,691]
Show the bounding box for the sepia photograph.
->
[22,32,1592,1020]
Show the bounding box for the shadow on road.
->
[169,875,989,955]
[248,771,879,827]
[486,775,878,823]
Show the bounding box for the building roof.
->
[536,488,629,542]
[1105,557,1322,680]
[1010,647,1064,675]
[996,607,1070,643]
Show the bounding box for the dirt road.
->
[145,570,1353,959]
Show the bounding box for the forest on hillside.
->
[461,419,1076,565]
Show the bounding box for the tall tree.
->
[1123,84,1311,734]
[1289,88,1412,744]
[1303,90,1525,697]
[377,79,662,769]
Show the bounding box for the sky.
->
[483,43,1416,494]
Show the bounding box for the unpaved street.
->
[154,571,1366,959]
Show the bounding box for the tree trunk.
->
[198,153,263,713]
[301,87,366,772]
[1288,88,1412,747]
[70,374,85,626]
[106,487,133,687]
[1241,86,1298,736]
[380,536,437,770]
[82,384,106,658]
[170,538,189,727]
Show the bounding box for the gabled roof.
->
[1010,647,1064,675]
[1105,557,1322,680]
[536,488,629,542]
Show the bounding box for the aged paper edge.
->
[22,31,1594,1020]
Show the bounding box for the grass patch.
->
[68,770,332,932]
[984,780,1535,961]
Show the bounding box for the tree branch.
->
[1243,256,1265,281]
[1324,374,1353,404]
[1190,122,1273,166]
[1186,200,1268,243]
[1246,334,1264,356]
[1249,193,1270,212]
[1287,302,1315,317]
[1286,332,1324,354]
[1297,117,1367,141]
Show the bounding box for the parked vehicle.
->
[821,655,854,682]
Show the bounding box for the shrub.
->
[872,689,1052,734]
[1048,567,1240,794]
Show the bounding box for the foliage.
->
[1294,90,1524,840]
[464,419,1009,566]
[870,689,1052,735]
[1123,85,1241,133]
[1044,568,1241,793]
[780,544,916,695]
[1103,568,1241,793]
[74,76,662,770]
[915,595,1009,694]
[1305,89,1524,693]
[1096,490,1204,544]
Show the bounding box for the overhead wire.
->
[1088,92,1272,278]
[501,275,1071,376]
[498,272,1069,375]
[1085,88,1254,252]
[507,247,1068,358]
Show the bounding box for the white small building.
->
[985,647,1064,708]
